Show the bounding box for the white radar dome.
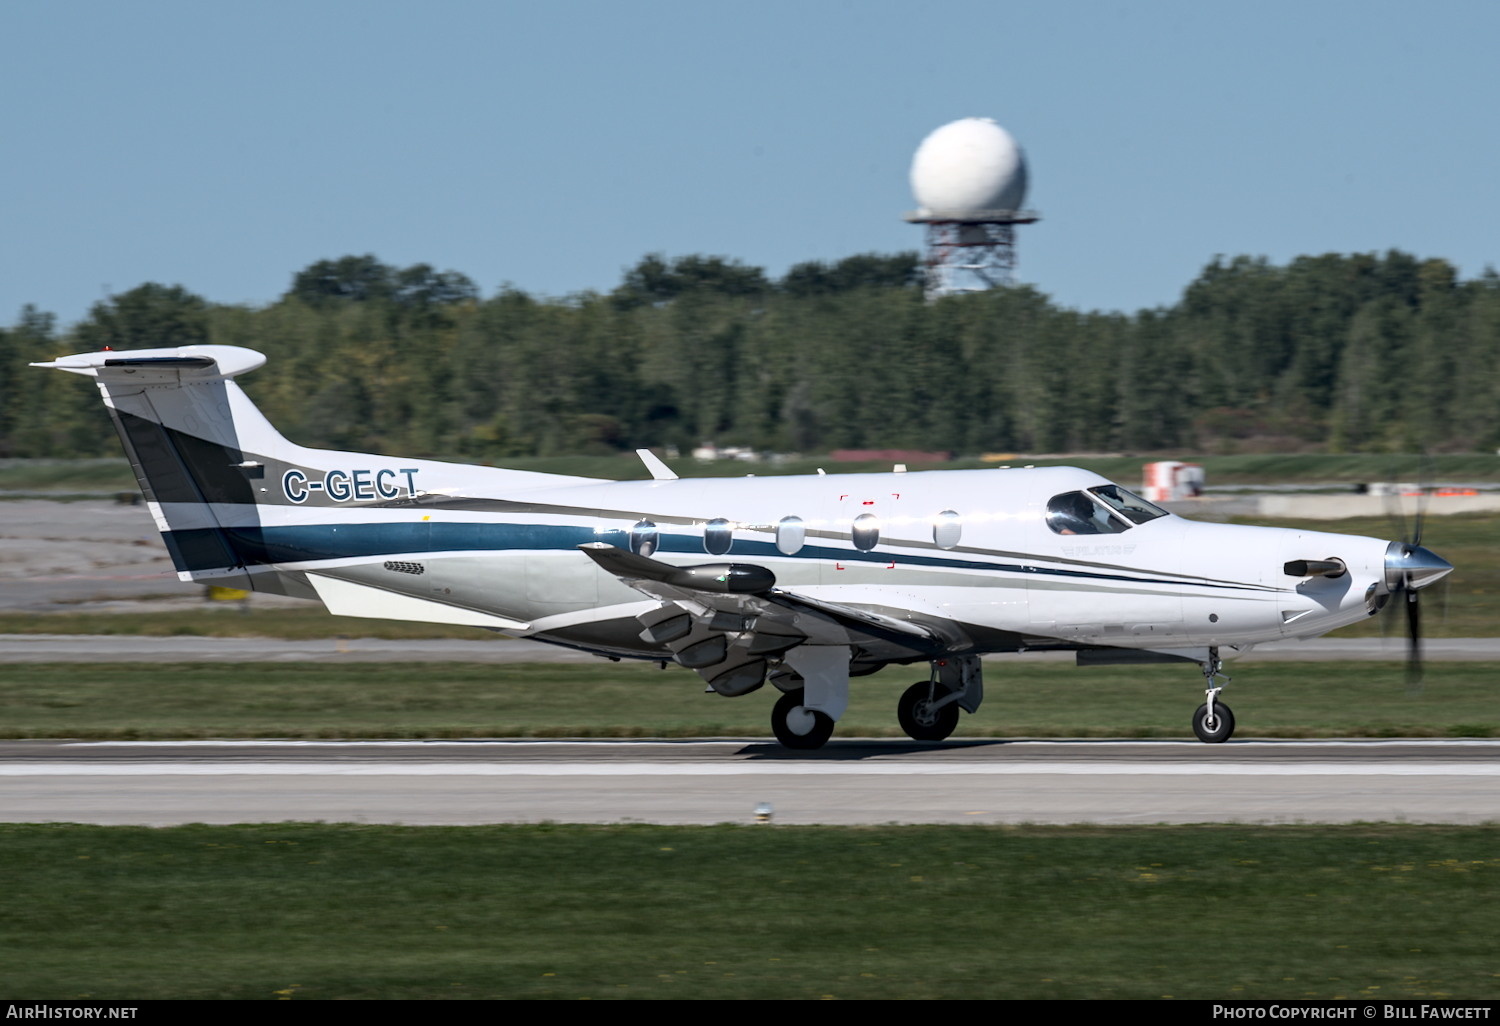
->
[910,117,1028,217]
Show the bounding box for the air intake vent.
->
[383,560,425,575]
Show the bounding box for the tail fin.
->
[38,344,603,597]
[33,345,286,587]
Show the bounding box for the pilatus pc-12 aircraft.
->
[38,344,1453,749]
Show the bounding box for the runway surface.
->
[3,739,1496,827]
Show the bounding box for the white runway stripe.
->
[3,762,1497,776]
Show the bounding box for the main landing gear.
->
[897,681,960,742]
[896,655,980,743]
[766,653,982,751]
[1192,649,1235,743]
[770,688,835,750]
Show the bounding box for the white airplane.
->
[37,344,1454,749]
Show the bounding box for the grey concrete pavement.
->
[2,739,1496,826]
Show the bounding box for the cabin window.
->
[851,513,880,551]
[630,519,659,556]
[1046,492,1128,536]
[933,510,962,550]
[704,518,733,555]
[776,515,805,555]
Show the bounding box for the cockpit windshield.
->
[1090,484,1170,525]
[1045,491,1129,535]
[1046,485,1171,535]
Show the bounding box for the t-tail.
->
[33,344,587,597]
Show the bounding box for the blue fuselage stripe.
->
[165,522,1256,593]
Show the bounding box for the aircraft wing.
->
[578,542,947,694]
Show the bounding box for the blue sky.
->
[4,0,1497,328]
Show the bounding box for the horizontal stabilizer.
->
[106,355,216,369]
[32,345,267,383]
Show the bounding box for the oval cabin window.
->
[933,510,962,550]
[776,515,805,555]
[851,513,880,552]
[704,518,733,556]
[630,519,658,557]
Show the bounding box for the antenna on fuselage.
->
[636,448,678,482]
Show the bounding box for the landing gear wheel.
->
[771,688,835,750]
[898,682,960,742]
[1192,701,1235,743]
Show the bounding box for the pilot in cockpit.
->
[1046,491,1126,536]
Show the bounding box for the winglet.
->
[636,449,678,481]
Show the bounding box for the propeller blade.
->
[1413,452,1436,548]
[1392,457,1438,690]
[1405,586,1422,687]
[1412,485,1429,550]
[1383,481,1407,551]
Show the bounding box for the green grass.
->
[1,822,1496,999]
[0,458,137,492]
[1178,452,1500,485]
[3,660,1497,739]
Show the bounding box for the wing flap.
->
[581,543,948,694]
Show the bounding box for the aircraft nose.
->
[1385,541,1454,592]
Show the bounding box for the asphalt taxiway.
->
[2,739,1495,827]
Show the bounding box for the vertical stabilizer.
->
[33,346,280,587]
[37,344,605,598]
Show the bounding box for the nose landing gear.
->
[1192,692,1235,743]
[1192,649,1235,743]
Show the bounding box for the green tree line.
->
[5,249,1498,460]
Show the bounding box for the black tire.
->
[771,688,835,750]
[897,681,960,742]
[1192,701,1235,743]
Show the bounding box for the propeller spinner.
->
[1382,540,1453,685]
